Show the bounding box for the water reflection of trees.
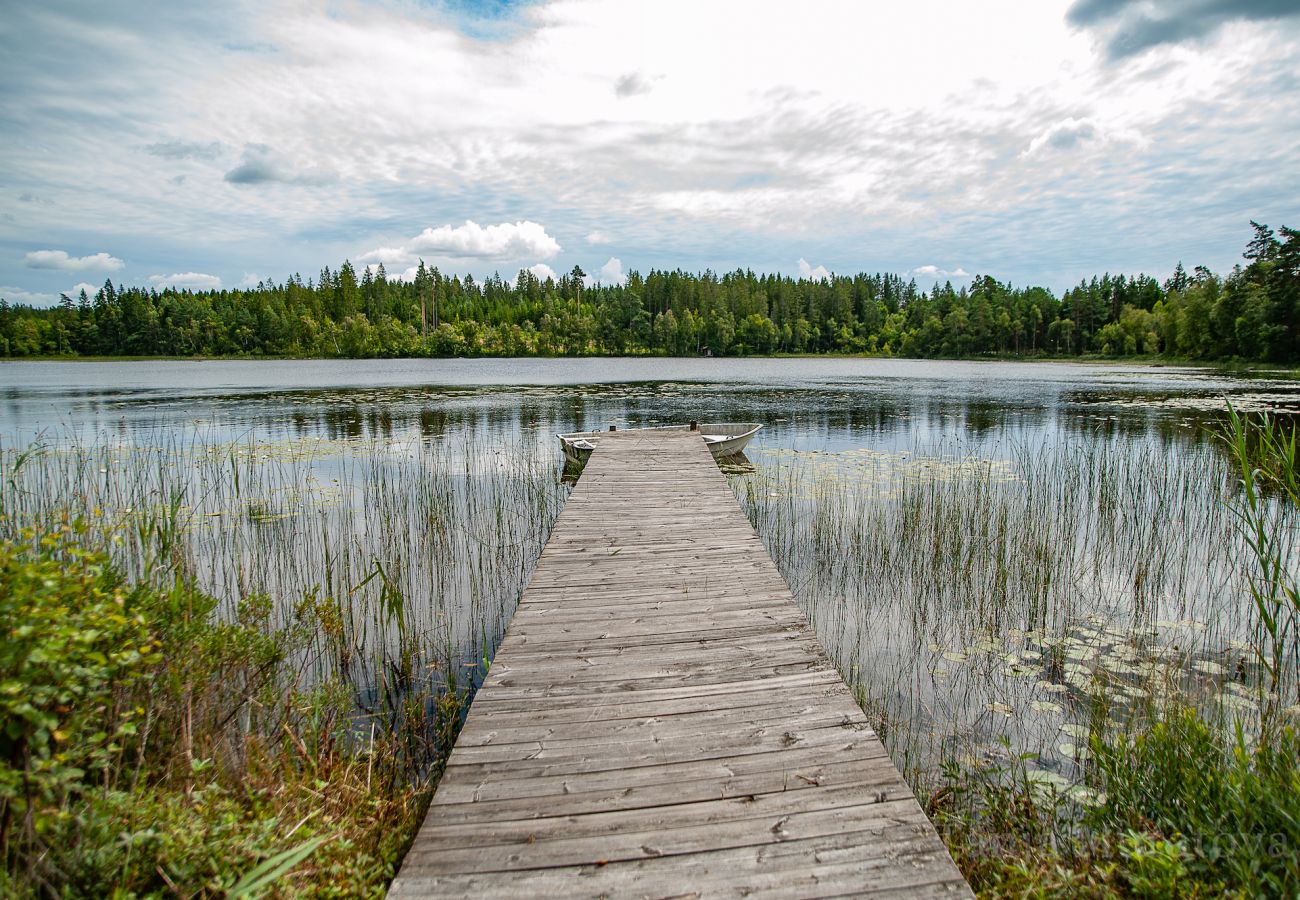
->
[5,380,1283,464]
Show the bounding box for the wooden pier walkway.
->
[390,430,971,898]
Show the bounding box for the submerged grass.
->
[731,423,1300,896]
[0,430,567,896]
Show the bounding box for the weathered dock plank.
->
[389,429,971,898]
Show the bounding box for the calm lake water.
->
[3,357,1297,450]
[3,357,1297,785]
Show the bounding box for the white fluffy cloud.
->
[24,250,124,271]
[911,265,971,278]
[528,263,558,281]
[583,257,626,286]
[797,258,831,282]
[0,285,58,306]
[585,231,612,245]
[69,282,99,297]
[361,221,561,269]
[148,272,222,290]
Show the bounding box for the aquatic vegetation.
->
[731,422,1300,895]
[735,437,1252,782]
[0,429,568,896]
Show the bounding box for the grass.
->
[0,429,567,896]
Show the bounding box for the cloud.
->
[361,220,561,268]
[223,144,334,186]
[614,72,659,98]
[1026,117,1099,154]
[69,282,98,298]
[145,140,223,161]
[411,220,561,259]
[585,231,612,245]
[24,250,124,271]
[911,265,971,278]
[1,1,1298,295]
[592,257,626,286]
[528,263,558,281]
[1022,117,1145,157]
[1067,0,1300,58]
[148,272,222,290]
[238,272,263,287]
[0,285,58,307]
[797,258,831,282]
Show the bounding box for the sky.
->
[1,0,1298,306]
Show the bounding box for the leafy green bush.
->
[0,524,160,867]
[1,523,457,897]
[1091,708,1300,896]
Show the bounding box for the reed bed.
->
[730,430,1300,894]
[0,427,567,895]
[3,429,566,688]
[733,436,1292,780]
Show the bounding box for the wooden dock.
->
[389,430,972,898]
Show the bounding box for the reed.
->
[0,428,567,896]
[730,427,1300,894]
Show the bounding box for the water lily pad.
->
[1192,660,1226,676]
[1058,742,1091,761]
[1068,785,1106,807]
[1031,700,1063,714]
[1037,681,1069,694]
[942,651,969,663]
[987,701,1014,716]
[1025,769,1069,789]
[1060,723,1090,739]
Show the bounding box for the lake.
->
[4,357,1295,449]
[2,357,1296,785]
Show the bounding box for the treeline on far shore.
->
[2,222,1297,363]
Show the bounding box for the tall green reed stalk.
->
[732,436,1251,785]
[1223,404,1300,717]
[0,428,568,769]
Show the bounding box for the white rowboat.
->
[558,423,762,465]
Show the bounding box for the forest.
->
[2,222,1297,362]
